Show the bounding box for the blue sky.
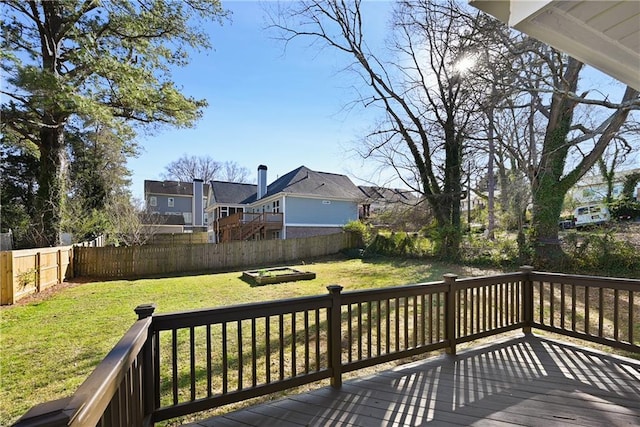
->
[128,1,392,198]
[126,1,634,200]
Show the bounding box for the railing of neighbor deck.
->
[13,269,640,427]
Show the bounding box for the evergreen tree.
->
[1,0,227,246]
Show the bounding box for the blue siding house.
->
[144,179,209,232]
[206,165,362,243]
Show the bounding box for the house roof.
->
[359,186,419,205]
[144,180,210,196]
[209,181,257,204]
[208,166,363,206]
[262,166,363,201]
[469,0,640,90]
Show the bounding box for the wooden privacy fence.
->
[0,246,74,305]
[74,232,355,279]
[14,268,640,426]
[143,232,208,246]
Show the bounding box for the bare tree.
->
[105,197,160,246]
[596,137,638,204]
[494,37,640,263]
[162,155,250,182]
[271,0,494,258]
[221,161,252,183]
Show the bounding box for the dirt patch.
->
[2,279,91,308]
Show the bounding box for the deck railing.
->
[14,268,640,426]
[216,212,283,230]
[530,271,638,353]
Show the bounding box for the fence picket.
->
[74,233,354,279]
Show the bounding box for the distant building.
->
[569,168,640,204]
[143,179,209,232]
[358,186,419,217]
[206,165,363,243]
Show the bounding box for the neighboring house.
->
[568,168,640,204]
[144,179,209,232]
[358,186,421,220]
[140,213,185,235]
[206,165,362,243]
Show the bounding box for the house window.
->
[272,231,281,239]
[220,206,229,218]
[183,212,192,224]
[273,200,280,213]
[168,197,174,207]
[149,196,157,207]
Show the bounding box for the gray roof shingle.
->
[359,186,419,204]
[144,180,210,196]
[263,166,362,200]
[208,166,362,206]
[210,181,257,204]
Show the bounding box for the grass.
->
[0,256,495,426]
[4,255,636,426]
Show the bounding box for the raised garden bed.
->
[242,267,316,286]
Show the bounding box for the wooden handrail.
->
[14,305,155,426]
[216,213,283,242]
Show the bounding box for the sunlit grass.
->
[1,256,492,425]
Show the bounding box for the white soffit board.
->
[470,0,640,90]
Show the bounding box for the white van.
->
[573,204,610,228]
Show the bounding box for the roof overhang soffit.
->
[469,0,640,91]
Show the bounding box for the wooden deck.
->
[185,334,640,427]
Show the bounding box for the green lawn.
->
[1,257,494,425]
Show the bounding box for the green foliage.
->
[63,125,136,241]
[343,220,371,246]
[365,232,424,258]
[461,233,521,268]
[422,223,462,260]
[622,172,640,199]
[609,197,640,220]
[1,0,228,247]
[0,143,40,247]
[563,230,640,276]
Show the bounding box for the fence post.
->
[57,249,62,284]
[443,273,458,356]
[35,251,41,293]
[69,247,74,279]
[135,303,157,425]
[520,265,534,334]
[1,251,14,305]
[327,285,343,389]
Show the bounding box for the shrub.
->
[609,197,640,220]
[343,220,371,247]
[562,229,640,276]
[461,232,520,268]
[364,232,423,258]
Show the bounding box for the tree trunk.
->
[486,105,496,240]
[531,172,567,263]
[36,126,66,247]
[531,58,582,264]
[439,112,463,259]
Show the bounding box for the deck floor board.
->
[185,334,640,426]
